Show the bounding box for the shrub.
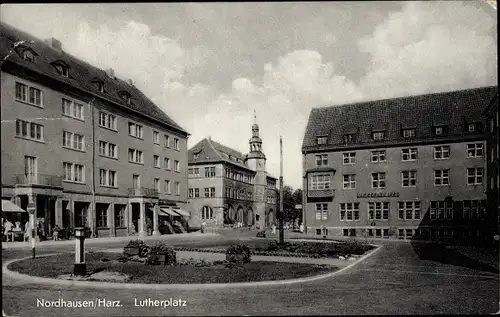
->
[146,242,176,265]
[226,243,251,264]
[125,239,145,248]
[256,230,266,238]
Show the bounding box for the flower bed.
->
[8,252,337,284]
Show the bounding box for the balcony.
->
[14,174,63,188]
[128,187,159,198]
[308,188,335,198]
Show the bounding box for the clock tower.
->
[245,112,269,228]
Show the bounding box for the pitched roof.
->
[0,22,188,136]
[188,138,251,170]
[302,86,498,151]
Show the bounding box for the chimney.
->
[126,79,134,86]
[105,68,115,79]
[44,38,62,51]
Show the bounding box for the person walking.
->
[271,223,276,235]
[4,219,13,242]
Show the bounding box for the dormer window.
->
[402,128,416,138]
[343,134,355,144]
[317,136,327,145]
[467,122,481,133]
[372,131,385,141]
[22,49,36,63]
[194,154,199,159]
[93,80,104,92]
[434,125,447,136]
[468,124,475,132]
[119,91,132,105]
[52,61,69,77]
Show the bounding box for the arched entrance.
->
[236,206,244,223]
[267,209,274,228]
[247,208,254,226]
[228,205,235,224]
[201,206,213,220]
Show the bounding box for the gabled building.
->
[187,119,278,229]
[1,22,190,238]
[301,86,497,243]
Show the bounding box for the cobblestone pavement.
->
[2,231,499,316]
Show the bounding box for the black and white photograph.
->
[1,1,498,316]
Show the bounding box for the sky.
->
[1,2,497,189]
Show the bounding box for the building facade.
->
[301,86,497,244]
[187,121,278,229]
[1,23,190,238]
[483,93,499,238]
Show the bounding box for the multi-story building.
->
[187,119,278,229]
[483,92,499,238]
[1,23,190,238]
[301,86,497,244]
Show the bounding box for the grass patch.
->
[8,252,338,284]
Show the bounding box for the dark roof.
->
[302,86,498,151]
[188,138,252,170]
[0,22,188,136]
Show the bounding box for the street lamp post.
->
[74,227,87,276]
[279,136,284,247]
[27,203,36,259]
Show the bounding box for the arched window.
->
[201,206,213,220]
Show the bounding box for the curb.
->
[2,245,383,290]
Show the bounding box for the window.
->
[401,170,417,187]
[371,173,386,188]
[194,153,199,159]
[153,131,160,144]
[205,166,216,177]
[128,149,143,164]
[468,123,476,132]
[317,136,327,145]
[15,82,43,106]
[402,148,417,161]
[315,154,328,166]
[22,49,35,63]
[54,63,69,77]
[467,143,484,158]
[188,188,194,198]
[403,128,416,138]
[99,169,116,187]
[368,202,389,220]
[164,180,171,194]
[201,206,214,220]
[98,141,117,158]
[154,155,160,168]
[63,131,84,151]
[15,119,43,141]
[340,203,359,221]
[61,98,84,120]
[398,201,421,220]
[24,156,37,181]
[398,229,405,239]
[98,112,117,130]
[164,135,170,147]
[315,204,328,220]
[194,188,199,198]
[343,152,356,165]
[154,178,160,192]
[310,174,331,190]
[434,170,450,186]
[128,122,143,138]
[210,187,215,198]
[435,126,446,135]
[430,201,453,220]
[114,205,126,228]
[164,158,170,170]
[174,160,180,172]
[133,174,140,189]
[463,200,486,219]
[371,150,386,163]
[343,134,354,143]
[343,174,356,189]
[174,138,180,150]
[372,131,385,141]
[63,162,84,183]
[467,168,483,185]
[204,188,210,198]
[193,168,199,177]
[96,204,108,228]
[120,91,132,104]
[434,146,450,160]
[94,81,104,92]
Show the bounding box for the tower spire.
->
[253,110,257,125]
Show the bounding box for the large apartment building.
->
[301,86,498,244]
[0,23,190,238]
[187,119,278,229]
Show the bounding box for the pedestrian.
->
[24,220,31,242]
[4,219,13,242]
[271,223,276,235]
[299,224,304,233]
[52,224,61,241]
[201,221,206,234]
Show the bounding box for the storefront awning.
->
[171,208,190,218]
[2,200,25,213]
[159,208,178,217]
